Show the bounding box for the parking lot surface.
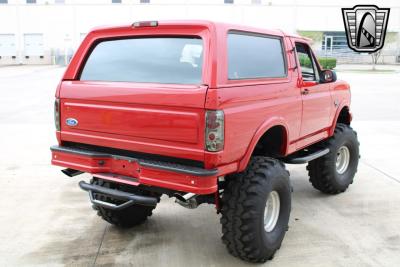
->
[0,66,399,266]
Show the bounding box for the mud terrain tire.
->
[307,123,359,194]
[220,157,291,263]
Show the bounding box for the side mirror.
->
[321,70,337,83]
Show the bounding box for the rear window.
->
[227,32,286,79]
[80,37,203,84]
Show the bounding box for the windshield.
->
[80,37,203,84]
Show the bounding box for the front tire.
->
[91,178,160,228]
[307,123,360,194]
[220,157,291,263]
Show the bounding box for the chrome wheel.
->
[336,146,350,174]
[264,191,280,232]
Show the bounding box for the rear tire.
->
[307,123,359,194]
[91,178,160,228]
[220,157,291,263]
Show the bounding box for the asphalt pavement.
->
[0,65,399,266]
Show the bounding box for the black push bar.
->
[79,181,158,210]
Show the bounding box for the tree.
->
[370,50,382,71]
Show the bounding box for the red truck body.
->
[51,20,351,195]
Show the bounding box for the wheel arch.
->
[238,119,289,172]
[330,104,352,135]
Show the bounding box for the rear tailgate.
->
[59,82,208,162]
[57,25,212,163]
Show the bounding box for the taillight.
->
[54,98,60,131]
[205,110,224,152]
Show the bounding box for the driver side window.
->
[295,42,319,81]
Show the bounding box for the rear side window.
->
[80,37,203,84]
[227,32,286,79]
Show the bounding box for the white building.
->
[0,0,399,65]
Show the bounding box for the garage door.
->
[0,34,16,56]
[24,33,44,56]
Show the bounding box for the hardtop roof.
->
[88,20,310,42]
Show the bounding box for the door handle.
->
[301,88,310,95]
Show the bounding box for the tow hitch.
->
[61,168,83,177]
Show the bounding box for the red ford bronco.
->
[51,20,359,262]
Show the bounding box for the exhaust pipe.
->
[174,193,198,209]
[61,168,84,177]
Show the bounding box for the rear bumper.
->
[51,145,218,194]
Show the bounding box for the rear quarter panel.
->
[207,81,301,168]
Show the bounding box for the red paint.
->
[52,20,351,194]
[51,150,218,194]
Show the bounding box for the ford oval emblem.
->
[66,118,78,127]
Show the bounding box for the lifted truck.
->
[51,20,359,262]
